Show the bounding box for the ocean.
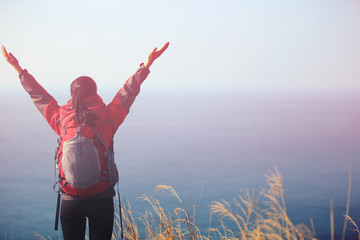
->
[0,86,359,239]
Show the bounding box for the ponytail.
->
[70,76,98,127]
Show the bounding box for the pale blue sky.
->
[1,0,359,91]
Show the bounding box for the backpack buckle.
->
[53,177,67,193]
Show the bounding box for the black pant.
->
[60,197,114,240]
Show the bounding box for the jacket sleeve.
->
[107,64,150,132]
[19,69,61,135]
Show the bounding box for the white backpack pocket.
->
[61,128,101,189]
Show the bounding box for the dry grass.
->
[113,167,359,240]
[208,168,314,240]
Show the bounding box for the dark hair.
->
[70,76,98,127]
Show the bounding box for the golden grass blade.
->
[341,163,352,240]
[344,215,360,240]
[310,218,316,239]
[155,185,183,204]
[330,199,334,240]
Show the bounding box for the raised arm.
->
[1,45,61,134]
[108,42,170,131]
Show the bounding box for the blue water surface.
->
[0,86,359,240]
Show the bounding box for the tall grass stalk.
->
[344,215,360,240]
[341,163,352,240]
[330,199,334,240]
[310,218,316,239]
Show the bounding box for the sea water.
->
[0,86,359,240]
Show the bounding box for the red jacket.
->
[19,64,150,196]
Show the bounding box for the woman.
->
[1,42,169,240]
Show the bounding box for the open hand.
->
[1,45,23,74]
[145,42,169,69]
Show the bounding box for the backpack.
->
[53,126,119,197]
[53,126,124,238]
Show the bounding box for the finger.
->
[1,45,9,58]
[157,42,169,54]
[9,53,16,60]
[151,47,157,54]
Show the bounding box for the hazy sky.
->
[1,0,359,91]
